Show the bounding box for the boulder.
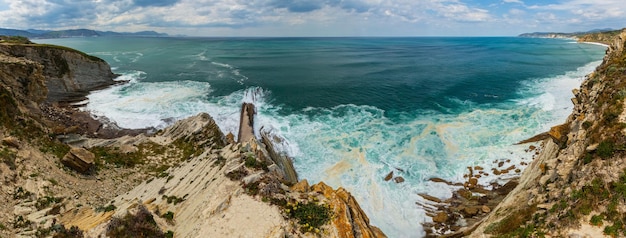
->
[290,179,310,193]
[60,147,95,174]
[2,136,20,148]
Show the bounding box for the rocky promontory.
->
[0,36,385,237]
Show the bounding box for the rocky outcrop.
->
[470,28,626,237]
[56,113,385,237]
[311,182,387,238]
[238,102,256,143]
[261,130,299,185]
[0,43,116,103]
[60,147,95,174]
[0,39,385,238]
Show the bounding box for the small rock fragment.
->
[384,171,393,181]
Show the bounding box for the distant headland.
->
[0,27,169,39]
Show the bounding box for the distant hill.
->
[518,28,617,39]
[0,27,168,39]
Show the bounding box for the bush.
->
[597,140,615,159]
[285,201,331,233]
[106,205,167,238]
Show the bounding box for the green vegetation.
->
[36,224,84,238]
[162,195,185,205]
[90,146,144,168]
[285,201,331,233]
[598,140,619,159]
[484,205,538,237]
[95,204,117,213]
[0,35,32,44]
[36,196,62,209]
[1,147,16,170]
[172,137,202,161]
[13,187,32,200]
[161,211,174,224]
[106,205,168,238]
[591,215,604,226]
[0,86,18,127]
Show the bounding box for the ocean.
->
[37,37,606,237]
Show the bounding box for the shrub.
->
[285,201,331,233]
[106,205,167,238]
[590,215,604,226]
[597,140,615,159]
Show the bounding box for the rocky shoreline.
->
[0,38,386,237]
[423,29,626,237]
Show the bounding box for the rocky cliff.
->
[0,40,116,103]
[466,28,626,237]
[0,39,385,237]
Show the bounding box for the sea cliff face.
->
[0,39,385,237]
[470,29,626,237]
[0,42,116,103]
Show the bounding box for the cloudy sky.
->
[0,0,623,36]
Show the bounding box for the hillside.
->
[0,28,168,39]
[469,29,626,237]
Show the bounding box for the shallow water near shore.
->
[38,37,606,237]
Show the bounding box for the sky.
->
[0,0,623,36]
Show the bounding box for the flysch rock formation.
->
[0,37,386,237]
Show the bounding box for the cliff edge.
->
[468,28,626,237]
[0,37,385,237]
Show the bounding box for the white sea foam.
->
[80,58,604,237]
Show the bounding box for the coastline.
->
[422,38,611,236]
[0,39,386,237]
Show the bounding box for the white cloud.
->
[0,0,621,36]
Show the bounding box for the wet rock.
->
[463,207,479,217]
[394,176,405,183]
[61,147,95,174]
[433,212,448,223]
[419,194,442,203]
[469,177,478,186]
[384,171,393,181]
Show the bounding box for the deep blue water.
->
[38,37,606,237]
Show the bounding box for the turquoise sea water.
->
[38,37,606,237]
